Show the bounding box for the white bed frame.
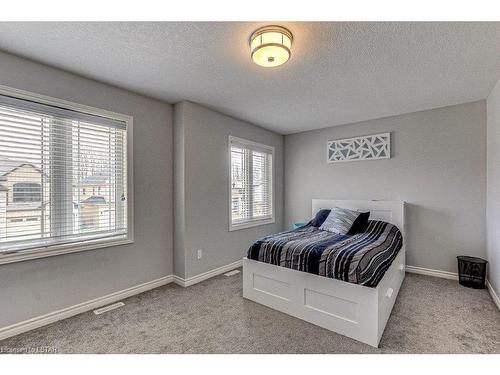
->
[243,199,406,347]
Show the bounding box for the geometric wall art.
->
[327,132,391,163]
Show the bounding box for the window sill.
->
[0,237,134,265]
[229,218,275,232]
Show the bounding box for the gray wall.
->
[174,101,284,279]
[0,51,173,327]
[285,102,486,274]
[487,77,500,296]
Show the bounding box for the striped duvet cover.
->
[247,220,403,287]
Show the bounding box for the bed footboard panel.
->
[243,249,405,348]
[243,257,380,347]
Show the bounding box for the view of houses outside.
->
[230,147,272,224]
[0,158,46,242]
[0,105,125,250]
[0,155,115,246]
[230,147,246,223]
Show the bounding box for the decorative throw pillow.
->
[347,211,370,234]
[319,207,364,235]
[311,209,331,227]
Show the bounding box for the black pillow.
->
[311,209,331,227]
[347,211,370,234]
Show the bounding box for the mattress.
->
[247,220,403,287]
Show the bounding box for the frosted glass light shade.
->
[250,26,293,68]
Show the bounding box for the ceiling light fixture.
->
[250,25,293,68]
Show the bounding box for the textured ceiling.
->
[0,22,499,134]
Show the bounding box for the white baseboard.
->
[406,265,499,312]
[0,275,174,341]
[486,280,500,311]
[174,259,243,287]
[405,265,458,280]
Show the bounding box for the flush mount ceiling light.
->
[250,25,293,68]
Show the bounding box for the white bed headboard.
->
[311,199,405,235]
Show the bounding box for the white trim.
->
[0,238,134,266]
[0,84,132,122]
[0,275,173,341]
[0,84,134,265]
[405,265,459,280]
[174,259,243,287]
[228,135,275,232]
[228,135,275,153]
[228,218,275,232]
[486,280,500,311]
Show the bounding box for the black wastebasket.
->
[457,256,487,289]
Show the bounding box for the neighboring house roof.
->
[80,170,110,185]
[81,196,107,205]
[0,155,43,178]
[6,202,42,211]
[0,156,22,177]
[1,156,110,186]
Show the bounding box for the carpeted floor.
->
[1,271,499,354]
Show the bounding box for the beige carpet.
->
[0,271,499,353]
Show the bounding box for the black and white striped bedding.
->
[247,220,403,287]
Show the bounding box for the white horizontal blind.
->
[0,95,127,253]
[230,137,273,227]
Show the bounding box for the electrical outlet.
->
[197,249,203,259]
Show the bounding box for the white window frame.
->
[0,84,134,265]
[228,135,275,231]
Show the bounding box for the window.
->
[13,183,42,202]
[0,88,132,261]
[229,136,274,230]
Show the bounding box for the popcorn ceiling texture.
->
[0,22,499,134]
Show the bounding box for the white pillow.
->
[319,207,361,235]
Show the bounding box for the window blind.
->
[230,137,273,228]
[0,94,127,253]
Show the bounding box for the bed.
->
[242,199,406,347]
